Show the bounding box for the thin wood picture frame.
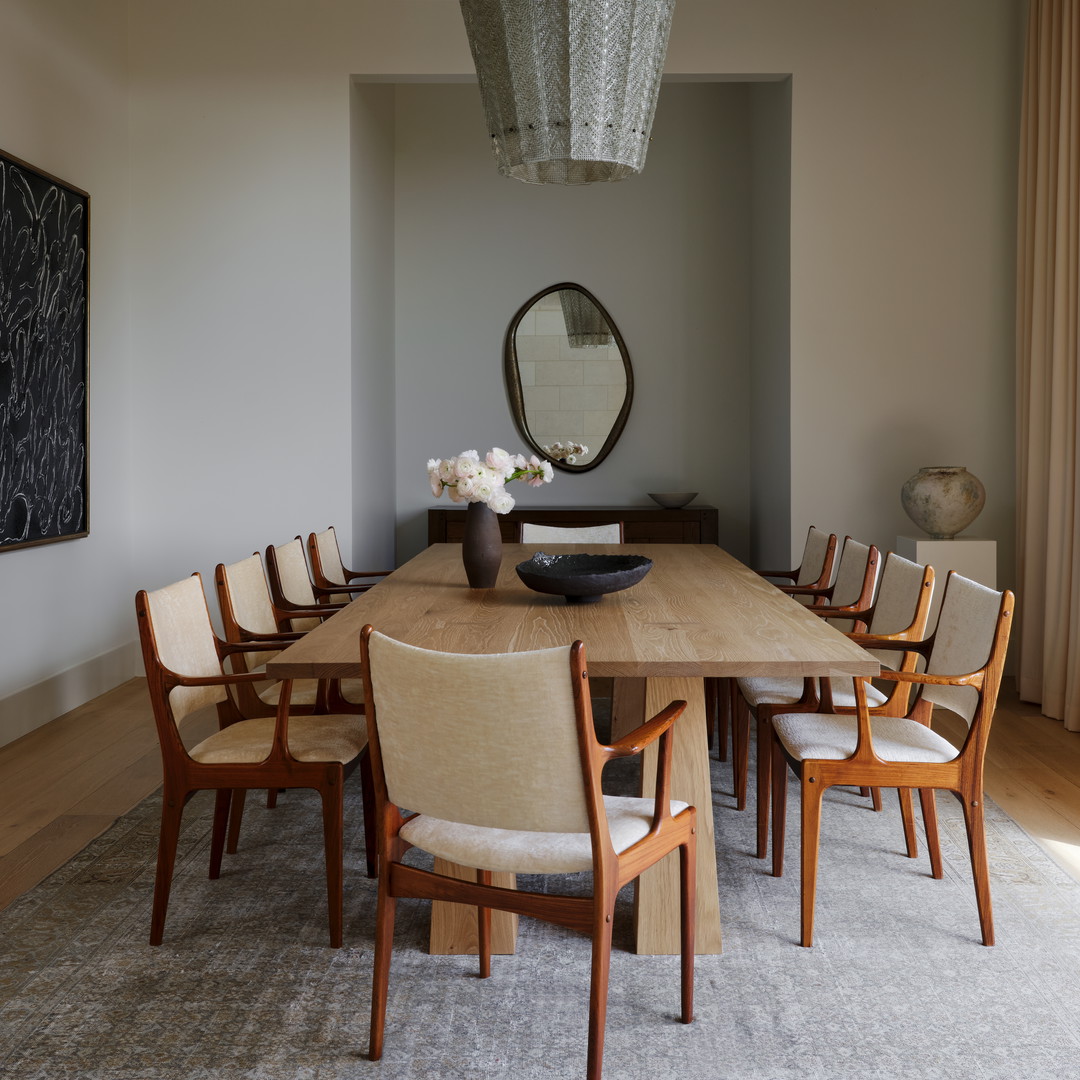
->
[0,149,89,552]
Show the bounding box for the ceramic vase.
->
[461,501,503,588]
[900,466,985,539]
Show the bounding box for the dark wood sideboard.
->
[427,505,719,546]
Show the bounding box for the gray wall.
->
[390,82,755,559]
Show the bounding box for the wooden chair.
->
[215,552,364,712]
[769,572,1014,947]
[359,628,696,1080]
[711,526,838,766]
[740,552,934,857]
[266,536,348,628]
[215,553,375,872]
[519,521,624,543]
[307,526,390,604]
[756,524,838,604]
[135,573,368,947]
[729,537,880,813]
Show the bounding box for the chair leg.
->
[320,773,345,948]
[150,787,186,946]
[360,750,377,878]
[961,792,995,946]
[226,788,246,855]
[869,787,882,811]
[209,788,231,879]
[586,904,614,1080]
[756,709,771,859]
[771,735,788,878]
[716,679,731,761]
[920,788,943,879]
[368,871,397,1060]
[477,869,492,979]
[800,773,826,948]
[733,692,750,811]
[898,788,918,858]
[704,677,717,752]
[266,788,279,809]
[679,834,696,1024]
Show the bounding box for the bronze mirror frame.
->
[503,282,634,474]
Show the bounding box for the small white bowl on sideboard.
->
[647,492,698,509]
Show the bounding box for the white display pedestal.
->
[895,535,997,628]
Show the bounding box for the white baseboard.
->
[0,642,141,749]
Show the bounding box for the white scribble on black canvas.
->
[0,151,89,552]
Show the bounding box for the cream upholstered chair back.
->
[219,554,281,671]
[312,527,347,585]
[365,632,592,834]
[865,553,934,672]
[821,538,877,631]
[520,522,622,543]
[922,573,1006,724]
[143,575,227,723]
[796,526,832,586]
[273,538,321,631]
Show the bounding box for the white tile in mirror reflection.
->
[534,360,584,386]
[523,385,560,412]
[583,360,625,386]
[515,335,559,363]
[534,309,567,335]
[559,385,608,411]
[528,411,585,439]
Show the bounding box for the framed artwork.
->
[0,149,89,552]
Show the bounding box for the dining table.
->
[265,541,878,956]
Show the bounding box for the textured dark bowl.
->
[515,552,653,604]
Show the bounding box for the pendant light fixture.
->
[559,289,614,348]
[459,0,675,185]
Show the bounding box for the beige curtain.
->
[1017,0,1080,728]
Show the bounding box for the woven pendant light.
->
[459,0,675,185]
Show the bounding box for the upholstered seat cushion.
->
[257,677,364,707]
[738,675,887,710]
[188,715,367,764]
[400,795,690,875]
[772,711,959,764]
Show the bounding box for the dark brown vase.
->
[461,501,502,588]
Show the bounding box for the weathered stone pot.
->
[900,466,985,539]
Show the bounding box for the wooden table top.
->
[266,543,878,682]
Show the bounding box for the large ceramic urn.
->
[900,466,985,540]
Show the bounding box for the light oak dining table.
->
[266,542,878,956]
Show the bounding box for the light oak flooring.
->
[2,676,1080,913]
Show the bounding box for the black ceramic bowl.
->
[515,552,653,604]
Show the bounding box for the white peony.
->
[488,489,516,514]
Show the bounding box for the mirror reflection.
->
[504,283,633,473]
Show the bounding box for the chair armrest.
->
[845,633,931,656]
[757,568,798,583]
[603,700,687,760]
[237,627,305,643]
[345,569,392,582]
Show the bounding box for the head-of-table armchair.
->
[359,627,696,1080]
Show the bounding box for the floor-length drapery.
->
[1017,0,1080,728]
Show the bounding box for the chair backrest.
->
[266,538,321,631]
[864,553,935,672]
[363,630,593,834]
[923,572,1013,725]
[796,526,834,587]
[520,522,623,543]
[822,538,878,631]
[216,553,282,672]
[309,526,356,603]
[137,574,227,725]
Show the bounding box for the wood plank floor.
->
[2,676,1079,913]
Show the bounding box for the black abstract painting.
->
[0,150,89,552]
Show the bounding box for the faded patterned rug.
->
[4,749,1080,1080]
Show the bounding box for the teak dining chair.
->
[359,628,696,1080]
[740,552,934,858]
[729,538,880,814]
[135,573,368,947]
[519,521,624,543]
[307,526,390,604]
[710,526,839,766]
[265,537,347,630]
[769,572,1014,947]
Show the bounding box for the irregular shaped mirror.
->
[504,283,633,473]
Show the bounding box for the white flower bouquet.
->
[427,448,553,514]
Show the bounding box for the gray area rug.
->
[3,748,1080,1080]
